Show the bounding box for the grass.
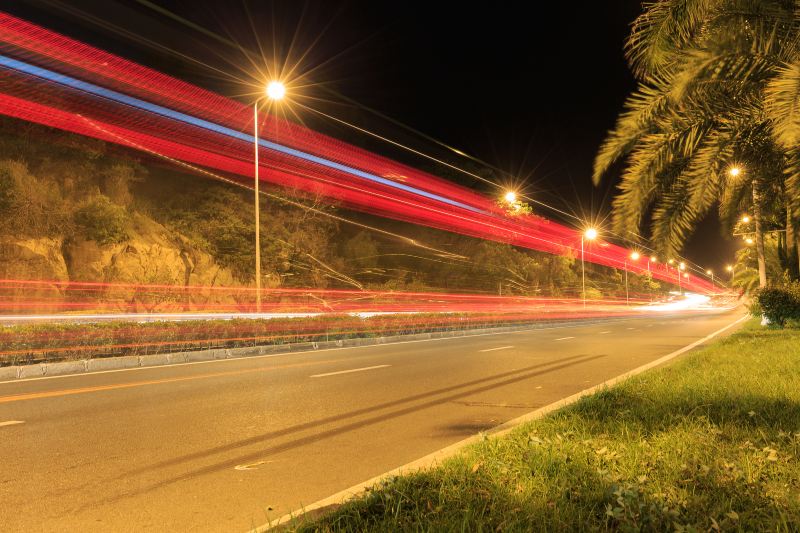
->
[289,321,800,532]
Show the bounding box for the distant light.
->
[630,251,640,261]
[266,81,286,100]
[668,259,675,265]
[746,237,754,245]
[679,262,686,270]
[706,269,712,275]
[504,191,517,204]
[726,265,733,272]
[729,166,741,177]
[584,228,598,240]
[741,215,751,223]
[684,273,690,279]
[650,256,657,263]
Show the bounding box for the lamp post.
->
[678,262,686,294]
[581,227,598,308]
[253,81,286,313]
[730,166,766,288]
[625,251,640,306]
[726,264,735,285]
[706,269,714,286]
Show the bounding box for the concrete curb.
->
[253,312,750,532]
[0,316,641,381]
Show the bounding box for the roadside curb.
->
[254,312,749,532]
[0,315,648,381]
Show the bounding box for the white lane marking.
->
[479,346,514,352]
[234,460,272,471]
[599,331,612,334]
[310,364,390,378]
[626,327,636,330]
[0,420,24,427]
[255,313,749,532]
[554,336,575,341]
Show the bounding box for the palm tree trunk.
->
[753,180,768,288]
[787,205,798,278]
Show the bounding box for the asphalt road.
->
[0,308,745,532]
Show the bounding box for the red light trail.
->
[0,11,720,311]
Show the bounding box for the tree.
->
[594,0,800,287]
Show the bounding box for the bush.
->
[74,195,129,245]
[753,283,800,327]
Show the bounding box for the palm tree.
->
[593,0,800,287]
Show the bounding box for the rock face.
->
[1,213,242,314]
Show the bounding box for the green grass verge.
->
[291,321,800,532]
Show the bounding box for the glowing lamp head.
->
[684,273,690,279]
[679,262,686,270]
[584,228,598,241]
[706,269,712,275]
[726,265,733,272]
[729,166,741,177]
[668,259,675,265]
[650,256,657,263]
[630,251,640,261]
[741,215,751,223]
[266,81,286,100]
[504,191,517,204]
[746,237,754,245]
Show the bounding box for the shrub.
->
[74,195,129,245]
[753,283,800,327]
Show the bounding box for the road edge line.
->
[252,312,748,532]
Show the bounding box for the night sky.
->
[6,0,738,273]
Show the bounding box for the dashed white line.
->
[554,336,575,341]
[0,420,24,427]
[626,327,636,330]
[599,331,612,334]
[479,346,514,352]
[310,364,391,378]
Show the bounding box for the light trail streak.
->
[0,11,719,295]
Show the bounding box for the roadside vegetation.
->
[0,115,667,303]
[289,321,800,532]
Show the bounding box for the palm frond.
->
[625,0,716,80]
[592,80,674,184]
[766,61,800,147]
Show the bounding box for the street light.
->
[729,166,741,177]
[746,237,754,245]
[254,80,286,313]
[504,191,517,204]
[581,227,598,308]
[706,269,714,286]
[741,215,751,223]
[625,251,640,306]
[726,264,735,285]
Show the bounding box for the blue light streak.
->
[0,54,484,214]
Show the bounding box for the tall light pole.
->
[706,269,714,286]
[625,251,640,306]
[581,227,598,308]
[678,262,686,294]
[254,81,286,313]
[726,264,735,286]
[730,166,766,288]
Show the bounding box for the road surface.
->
[0,308,745,531]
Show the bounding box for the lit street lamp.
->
[625,251,640,306]
[254,81,286,313]
[706,269,714,286]
[504,191,517,204]
[581,227,598,308]
[729,166,766,288]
